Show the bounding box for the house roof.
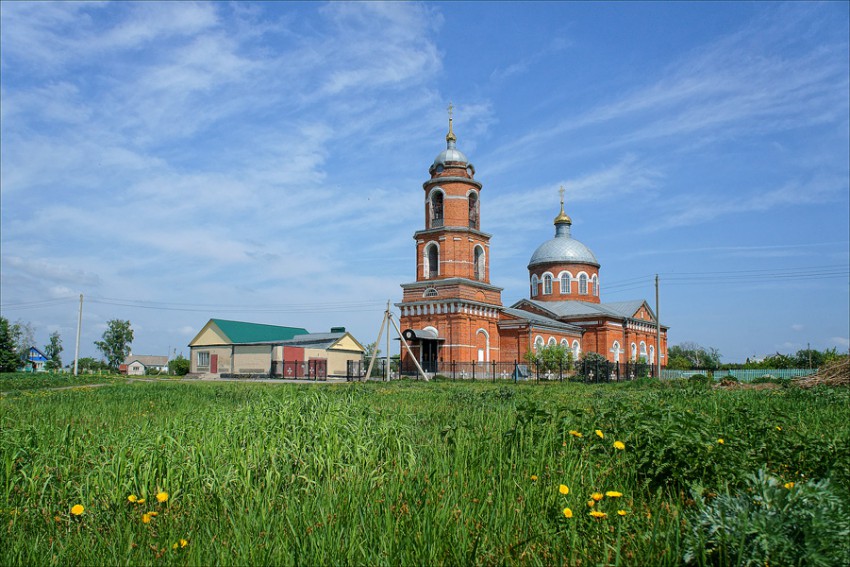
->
[500,307,584,332]
[27,346,48,361]
[240,331,366,353]
[124,355,169,367]
[516,299,654,321]
[194,319,310,345]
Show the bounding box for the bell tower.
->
[397,105,503,372]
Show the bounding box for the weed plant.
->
[1,379,847,565]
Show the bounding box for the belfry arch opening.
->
[430,190,444,228]
[473,245,485,281]
[468,191,479,229]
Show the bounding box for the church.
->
[397,110,667,374]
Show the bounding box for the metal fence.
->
[661,368,817,382]
[395,359,656,383]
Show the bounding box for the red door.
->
[210,354,218,374]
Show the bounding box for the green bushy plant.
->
[684,469,850,566]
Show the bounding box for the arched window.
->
[579,273,588,295]
[561,338,569,348]
[649,345,655,365]
[468,192,479,229]
[534,336,544,352]
[612,341,621,363]
[543,274,553,295]
[423,287,438,298]
[476,328,489,362]
[548,337,557,347]
[572,340,581,360]
[425,243,439,279]
[630,343,637,361]
[430,190,444,228]
[473,246,485,281]
[560,272,571,295]
[530,275,539,297]
[591,275,599,296]
[639,341,647,362]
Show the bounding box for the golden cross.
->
[447,102,454,120]
[559,185,565,205]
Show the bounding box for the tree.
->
[525,344,573,373]
[363,341,381,361]
[667,342,721,370]
[168,354,190,376]
[94,319,134,371]
[13,319,36,364]
[44,331,63,370]
[0,317,21,372]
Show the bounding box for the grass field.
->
[2,377,848,565]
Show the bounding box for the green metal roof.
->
[211,319,309,344]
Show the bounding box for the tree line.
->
[0,316,189,375]
[667,341,846,370]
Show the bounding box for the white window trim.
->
[558,271,573,295]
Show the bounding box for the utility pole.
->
[73,293,83,376]
[655,275,661,379]
[385,300,391,381]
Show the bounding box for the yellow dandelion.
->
[70,504,84,516]
[562,507,573,518]
[784,482,795,489]
[156,491,169,503]
[617,509,627,516]
[147,511,158,517]
[569,430,583,438]
[180,539,188,548]
[142,513,151,524]
[559,484,569,495]
[530,475,538,481]
[128,494,138,503]
[587,499,595,507]
[613,441,625,450]
[591,492,604,501]
[137,498,145,504]
[717,438,724,444]
[589,510,607,518]
[605,491,623,498]
[595,429,604,439]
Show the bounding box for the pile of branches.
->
[794,357,850,389]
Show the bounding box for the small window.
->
[197,351,210,368]
[591,275,598,296]
[543,274,553,295]
[423,288,438,298]
[630,343,637,361]
[612,341,621,363]
[530,275,539,297]
[579,274,588,295]
[560,273,571,295]
[572,340,581,360]
[548,337,557,346]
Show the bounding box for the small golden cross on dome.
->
[559,185,565,205]
[447,102,454,120]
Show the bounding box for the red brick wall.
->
[529,262,601,304]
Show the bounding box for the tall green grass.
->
[1,380,847,565]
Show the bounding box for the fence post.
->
[472,360,476,381]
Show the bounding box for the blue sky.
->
[1,1,848,363]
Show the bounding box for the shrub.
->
[688,373,712,386]
[684,469,850,566]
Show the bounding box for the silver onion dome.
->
[528,222,599,268]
